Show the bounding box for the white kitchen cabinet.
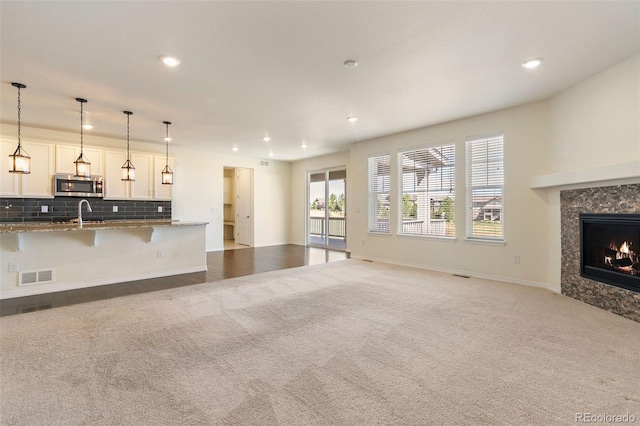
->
[0,139,20,197]
[130,153,153,200]
[104,151,129,200]
[153,155,173,200]
[55,144,103,176]
[0,140,54,198]
[104,151,160,201]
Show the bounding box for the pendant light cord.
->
[165,122,170,166]
[126,113,130,161]
[79,101,84,155]
[16,86,22,148]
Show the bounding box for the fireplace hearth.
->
[580,213,640,293]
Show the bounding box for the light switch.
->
[113,206,118,212]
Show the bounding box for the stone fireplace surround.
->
[561,184,640,323]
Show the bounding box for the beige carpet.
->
[1,259,639,425]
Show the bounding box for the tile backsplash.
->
[0,197,171,223]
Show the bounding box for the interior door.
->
[236,168,253,246]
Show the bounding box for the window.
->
[398,144,455,237]
[368,154,391,233]
[465,134,504,240]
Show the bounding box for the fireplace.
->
[580,213,640,293]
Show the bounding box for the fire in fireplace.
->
[580,213,640,293]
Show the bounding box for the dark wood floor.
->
[0,245,348,317]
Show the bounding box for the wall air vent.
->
[19,269,55,286]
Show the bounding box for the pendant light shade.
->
[9,82,30,174]
[121,111,135,181]
[74,98,91,177]
[161,121,174,185]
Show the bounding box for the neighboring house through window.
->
[465,134,504,240]
[368,154,391,233]
[398,144,455,237]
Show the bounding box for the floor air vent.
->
[19,269,55,286]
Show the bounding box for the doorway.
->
[308,168,346,250]
[223,167,253,250]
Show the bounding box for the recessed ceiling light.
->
[82,124,93,130]
[347,116,358,122]
[522,58,543,69]
[301,142,308,149]
[164,136,172,142]
[232,146,239,152]
[262,136,271,142]
[344,60,358,68]
[268,151,274,157]
[162,56,181,67]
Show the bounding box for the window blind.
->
[398,144,455,237]
[465,134,504,240]
[368,154,391,233]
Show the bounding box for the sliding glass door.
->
[308,168,346,250]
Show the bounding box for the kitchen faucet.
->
[77,199,92,229]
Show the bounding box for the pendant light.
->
[9,82,30,174]
[121,111,135,181]
[161,121,174,185]
[74,98,91,177]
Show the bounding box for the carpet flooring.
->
[1,259,639,425]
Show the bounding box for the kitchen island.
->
[0,220,208,299]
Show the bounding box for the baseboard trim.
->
[350,255,559,293]
[0,266,207,300]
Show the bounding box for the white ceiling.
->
[1,1,638,161]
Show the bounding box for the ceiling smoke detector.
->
[343,60,358,68]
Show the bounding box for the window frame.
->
[465,133,505,242]
[367,152,391,234]
[397,143,456,239]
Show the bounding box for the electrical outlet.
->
[158,206,163,212]
[40,205,48,213]
[157,250,165,258]
[113,205,118,212]
[8,262,18,272]
[361,239,365,246]
[513,254,521,264]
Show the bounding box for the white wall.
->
[347,102,551,288]
[547,53,639,174]
[289,152,350,246]
[124,147,291,251]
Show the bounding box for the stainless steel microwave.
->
[53,174,103,197]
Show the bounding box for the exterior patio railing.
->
[309,217,346,238]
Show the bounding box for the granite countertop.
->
[0,220,208,234]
